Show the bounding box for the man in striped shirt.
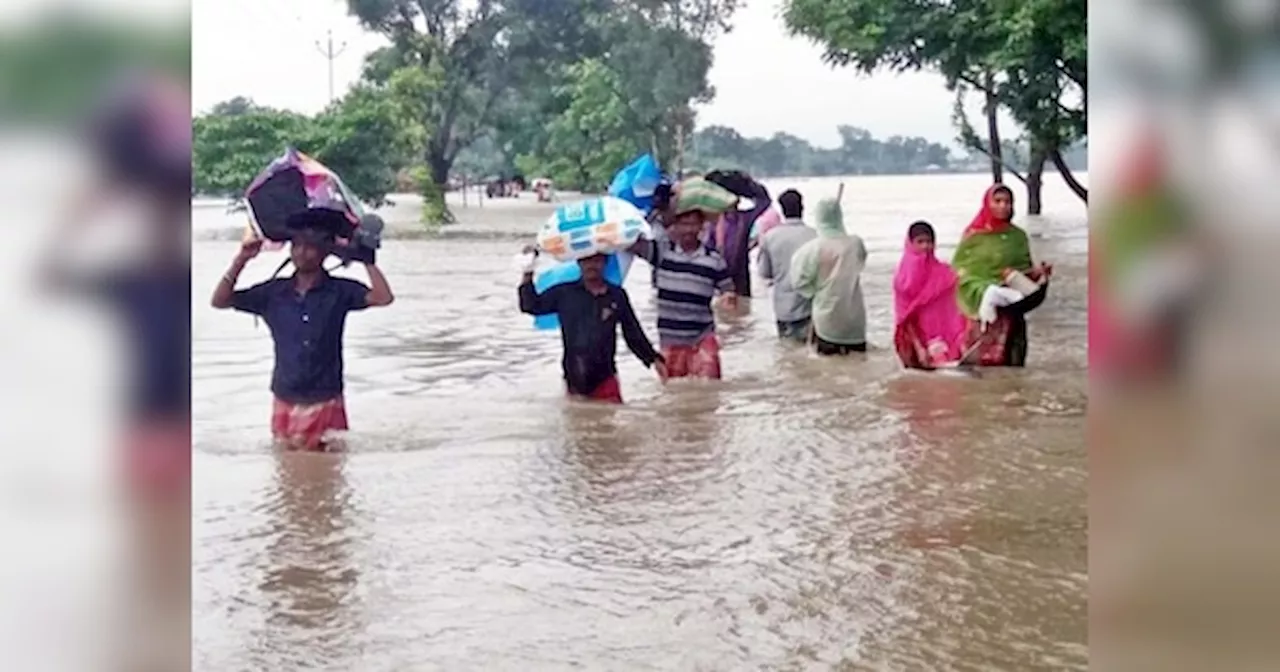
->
[630,181,738,379]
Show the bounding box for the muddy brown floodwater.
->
[193,173,1087,671]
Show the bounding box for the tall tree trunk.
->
[1050,149,1089,203]
[429,153,451,187]
[675,122,686,176]
[1026,143,1047,215]
[984,71,1004,184]
[421,151,455,225]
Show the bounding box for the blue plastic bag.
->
[607,154,662,213]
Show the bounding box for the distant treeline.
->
[0,14,189,127]
[678,124,1086,179]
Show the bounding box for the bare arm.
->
[363,262,395,307]
[628,238,656,265]
[210,239,261,309]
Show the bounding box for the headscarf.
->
[951,187,1034,316]
[893,221,959,327]
[815,198,846,237]
[962,184,1015,239]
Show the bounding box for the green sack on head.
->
[673,177,738,216]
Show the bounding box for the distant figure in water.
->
[789,198,869,355]
[210,211,395,450]
[517,250,666,403]
[952,184,1053,366]
[893,221,968,368]
[758,189,817,343]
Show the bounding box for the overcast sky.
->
[191,0,1017,148]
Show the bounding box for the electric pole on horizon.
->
[314,29,348,103]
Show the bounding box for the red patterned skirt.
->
[124,420,191,499]
[661,333,722,380]
[271,396,349,451]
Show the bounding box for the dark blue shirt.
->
[231,273,370,404]
[73,267,191,422]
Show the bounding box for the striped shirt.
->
[643,239,733,347]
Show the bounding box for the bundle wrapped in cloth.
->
[243,147,382,264]
[672,176,738,216]
[526,196,652,331]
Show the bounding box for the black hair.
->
[907,220,935,241]
[285,208,348,243]
[652,181,672,211]
[778,189,803,218]
[991,184,1014,199]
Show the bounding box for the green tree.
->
[487,1,732,186]
[515,59,647,191]
[344,0,610,222]
[687,124,953,177]
[306,84,423,206]
[691,125,750,167]
[619,0,742,170]
[599,13,717,168]
[192,88,421,206]
[0,14,190,126]
[192,102,310,197]
[782,0,1086,212]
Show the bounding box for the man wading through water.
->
[758,189,817,342]
[517,249,667,403]
[210,210,394,450]
[630,177,738,379]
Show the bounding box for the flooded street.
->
[193,173,1087,670]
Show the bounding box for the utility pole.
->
[314,29,348,103]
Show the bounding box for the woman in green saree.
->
[951,184,1053,366]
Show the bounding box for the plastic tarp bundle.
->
[608,154,663,212]
[535,196,649,262]
[530,196,651,330]
[242,147,379,263]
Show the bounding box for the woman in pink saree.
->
[893,221,969,368]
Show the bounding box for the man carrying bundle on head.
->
[516,248,667,404]
[629,177,739,379]
[210,209,394,450]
